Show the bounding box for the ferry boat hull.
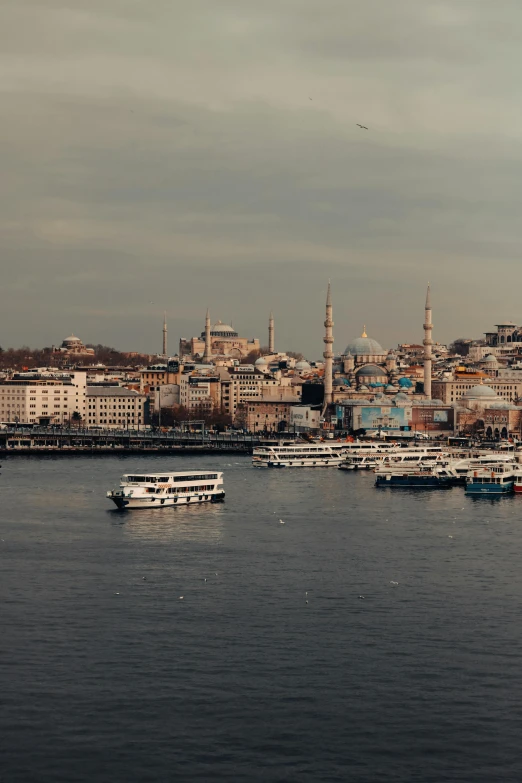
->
[465,483,513,495]
[107,490,225,509]
[514,484,522,494]
[375,474,453,488]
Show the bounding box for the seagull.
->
[448,535,454,539]
[142,577,147,581]
[306,600,308,604]
[179,596,184,600]
[390,581,399,585]
[279,519,285,525]
[204,578,207,582]
[114,592,120,595]
[359,595,365,599]
[356,124,368,130]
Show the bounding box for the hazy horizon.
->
[3,1,522,357]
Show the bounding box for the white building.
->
[0,371,86,424]
[86,387,147,429]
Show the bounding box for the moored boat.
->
[252,443,343,467]
[465,464,515,495]
[515,469,522,494]
[107,470,225,509]
[375,465,457,488]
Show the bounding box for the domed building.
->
[53,334,95,357]
[462,383,500,408]
[339,327,400,392]
[179,311,261,360]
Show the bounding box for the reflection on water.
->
[113,502,226,543]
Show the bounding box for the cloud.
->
[2,0,522,354]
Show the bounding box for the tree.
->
[287,351,305,361]
[71,411,82,428]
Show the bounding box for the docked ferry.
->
[465,464,515,495]
[252,443,343,467]
[107,471,225,509]
[375,464,457,488]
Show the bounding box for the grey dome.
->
[483,354,499,365]
[355,364,387,377]
[255,356,267,366]
[463,384,498,399]
[344,335,385,356]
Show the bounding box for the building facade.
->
[86,387,147,429]
[0,372,87,425]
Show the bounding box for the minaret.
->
[268,311,275,353]
[423,284,433,399]
[203,308,212,362]
[323,281,334,405]
[162,311,168,357]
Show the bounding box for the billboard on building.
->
[360,407,408,430]
[290,406,321,430]
[411,406,454,431]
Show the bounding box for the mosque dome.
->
[295,360,311,372]
[62,334,82,346]
[209,320,238,337]
[463,384,498,399]
[355,364,387,377]
[482,354,499,366]
[333,377,350,386]
[343,328,385,357]
[255,356,268,366]
[358,384,370,391]
[386,384,397,391]
[398,377,413,388]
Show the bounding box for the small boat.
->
[465,464,515,495]
[107,470,225,509]
[375,465,457,488]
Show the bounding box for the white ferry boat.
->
[252,443,343,467]
[374,449,450,475]
[107,471,225,509]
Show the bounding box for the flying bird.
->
[279,519,285,525]
[356,124,368,130]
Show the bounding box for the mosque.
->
[322,283,433,405]
[52,334,95,357]
[179,311,262,360]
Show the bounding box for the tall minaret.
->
[423,284,433,399]
[323,281,334,405]
[268,310,275,353]
[162,311,168,357]
[203,308,212,362]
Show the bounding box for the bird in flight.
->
[356,124,368,130]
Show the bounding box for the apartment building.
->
[0,372,86,424]
[86,387,147,429]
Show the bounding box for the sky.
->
[2,0,522,359]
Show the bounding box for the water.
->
[2,454,522,782]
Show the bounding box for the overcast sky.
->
[2,0,522,358]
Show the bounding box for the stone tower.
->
[162,312,168,357]
[323,281,334,405]
[423,284,433,399]
[203,308,212,362]
[268,311,275,354]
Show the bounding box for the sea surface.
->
[2,454,522,783]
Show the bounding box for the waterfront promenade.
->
[0,427,297,455]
